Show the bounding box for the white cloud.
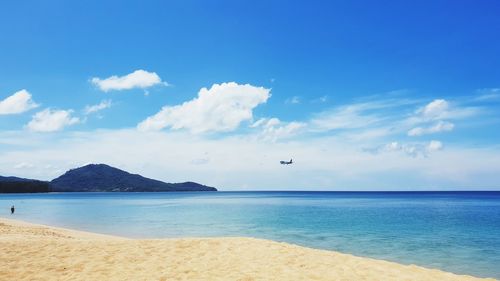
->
[253,118,306,141]
[384,141,401,152]
[310,104,381,131]
[410,99,478,123]
[311,95,328,103]
[408,121,454,136]
[250,118,267,128]
[427,140,443,152]
[138,82,270,133]
[14,162,34,169]
[263,118,281,127]
[0,89,39,115]
[91,70,167,92]
[285,96,300,104]
[84,100,112,115]
[377,140,443,157]
[420,99,449,119]
[401,99,478,138]
[308,98,420,133]
[26,109,80,132]
[475,88,500,101]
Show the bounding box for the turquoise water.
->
[1,191,499,279]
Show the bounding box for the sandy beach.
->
[0,218,496,281]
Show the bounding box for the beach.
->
[0,218,495,281]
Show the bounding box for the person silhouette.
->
[11,205,14,215]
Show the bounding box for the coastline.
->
[0,218,496,281]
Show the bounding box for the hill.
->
[50,164,217,192]
[0,176,50,193]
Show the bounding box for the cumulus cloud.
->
[408,121,454,136]
[401,99,478,138]
[410,99,478,123]
[26,109,80,132]
[0,89,39,115]
[426,140,443,151]
[420,99,449,119]
[84,100,112,115]
[138,82,270,133]
[252,118,306,141]
[91,70,167,92]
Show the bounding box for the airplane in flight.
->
[280,159,293,165]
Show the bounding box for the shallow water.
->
[1,191,499,279]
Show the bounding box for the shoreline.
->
[0,217,496,281]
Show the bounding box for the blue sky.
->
[1,1,500,190]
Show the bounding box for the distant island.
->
[0,176,50,193]
[0,164,217,193]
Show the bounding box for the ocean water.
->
[1,191,499,279]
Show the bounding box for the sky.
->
[1,0,500,190]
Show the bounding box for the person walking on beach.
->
[10,205,14,215]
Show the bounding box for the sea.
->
[1,191,499,279]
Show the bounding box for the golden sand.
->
[0,218,496,281]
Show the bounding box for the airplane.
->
[280,159,293,165]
